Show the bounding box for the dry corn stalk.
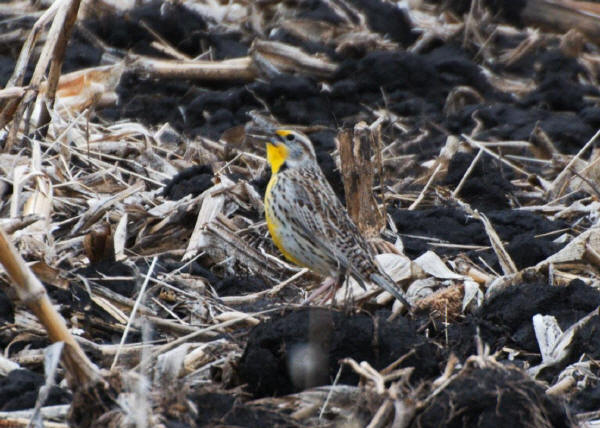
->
[0,227,103,388]
[337,122,385,238]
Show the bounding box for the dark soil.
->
[1,0,598,426]
[392,205,567,270]
[189,391,297,428]
[413,365,571,428]
[0,369,71,411]
[445,280,600,379]
[239,308,441,397]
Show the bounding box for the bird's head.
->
[266,129,317,174]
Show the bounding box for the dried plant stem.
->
[548,128,600,199]
[462,134,530,176]
[319,365,343,419]
[473,211,517,275]
[131,55,256,81]
[37,0,82,134]
[0,418,67,428]
[409,163,442,211]
[0,86,27,100]
[0,0,63,101]
[0,227,102,388]
[338,123,385,237]
[452,148,483,198]
[4,0,82,149]
[111,256,158,370]
[521,0,600,43]
[252,39,338,78]
[146,307,282,364]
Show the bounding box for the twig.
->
[548,128,600,198]
[144,307,283,366]
[409,163,442,210]
[0,86,27,100]
[38,0,82,133]
[139,19,192,61]
[111,256,158,369]
[319,365,343,419]
[476,211,517,275]
[451,148,483,198]
[462,134,530,176]
[366,400,393,428]
[251,39,338,78]
[268,268,309,296]
[219,272,306,305]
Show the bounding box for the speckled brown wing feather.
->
[273,164,411,307]
[281,166,377,285]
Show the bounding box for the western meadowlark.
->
[264,129,411,308]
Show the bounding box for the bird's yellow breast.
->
[264,173,303,266]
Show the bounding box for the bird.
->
[263,128,411,308]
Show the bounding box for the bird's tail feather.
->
[370,273,411,309]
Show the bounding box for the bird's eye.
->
[286,133,295,141]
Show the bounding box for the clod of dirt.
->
[0,288,14,324]
[62,38,103,74]
[413,365,572,428]
[187,391,297,427]
[446,280,600,374]
[213,276,270,297]
[346,0,416,46]
[75,259,137,297]
[391,206,566,269]
[238,308,441,397]
[0,369,71,411]
[450,103,595,155]
[443,151,515,210]
[0,55,18,86]
[569,314,600,361]
[162,165,214,200]
[158,256,218,283]
[82,0,209,57]
[571,382,600,413]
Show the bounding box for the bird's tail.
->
[370,272,411,309]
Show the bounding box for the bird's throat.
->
[266,143,288,174]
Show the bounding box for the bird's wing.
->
[283,167,411,307]
[286,168,374,285]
